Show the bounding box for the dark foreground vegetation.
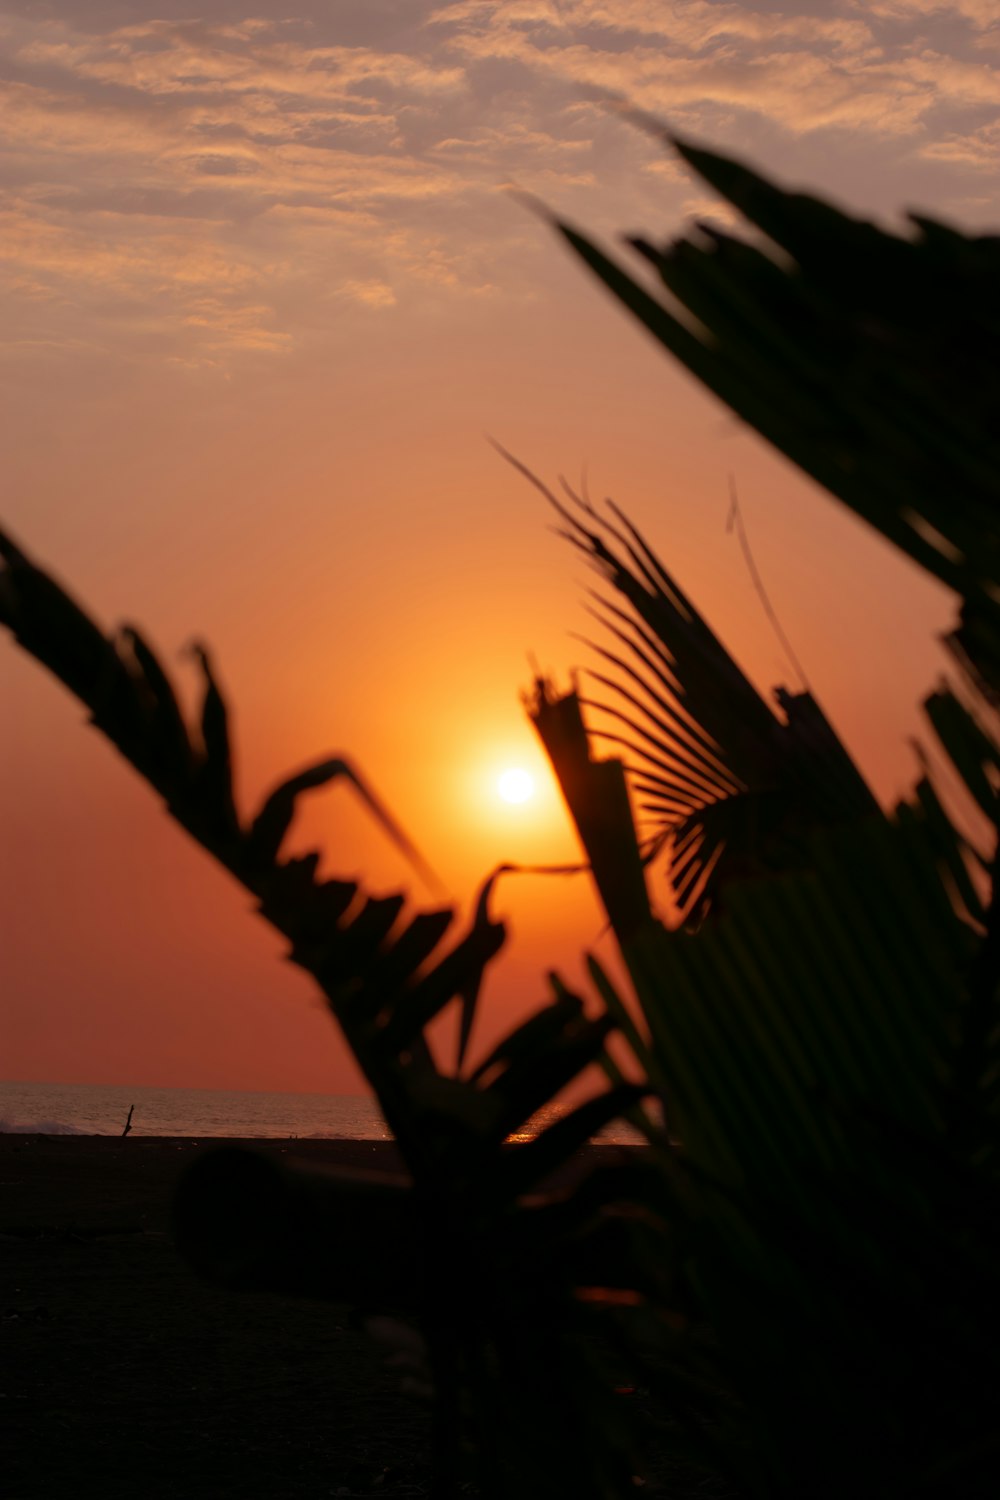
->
[2,1137,427,1500]
[1,1136,727,1500]
[2,133,998,1498]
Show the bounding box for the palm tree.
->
[515,132,1000,1497]
[0,525,653,1499]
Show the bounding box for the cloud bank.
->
[0,2,996,366]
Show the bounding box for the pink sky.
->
[2,1,998,1092]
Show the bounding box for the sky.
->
[2,0,998,1095]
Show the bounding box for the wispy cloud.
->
[0,13,483,364]
[431,0,999,135]
[920,116,1000,164]
[1,4,997,370]
[862,1,1000,28]
[19,18,467,101]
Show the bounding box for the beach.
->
[2,1135,435,1498]
[2,1134,686,1499]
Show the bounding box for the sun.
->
[497,767,535,804]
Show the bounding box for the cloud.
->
[1,3,997,372]
[431,0,1000,137]
[440,30,933,135]
[919,117,1000,165]
[181,295,292,353]
[430,0,875,51]
[0,188,288,362]
[341,278,398,307]
[861,1,1000,28]
[20,19,467,102]
[0,14,488,365]
[887,47,1000,105]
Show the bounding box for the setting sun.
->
[497,768,535,804]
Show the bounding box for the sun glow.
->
[497,767,535,804]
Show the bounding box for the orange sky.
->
[2,1,998,1093]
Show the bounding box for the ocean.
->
[0,1078,644,1144]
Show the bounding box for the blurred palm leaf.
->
[617,766,1000,1497]
[0,525,657,1499]
[506,449,876,923]
[522,137,1000,1496]
[551,131,1000,688]
[525,495,1000,1491]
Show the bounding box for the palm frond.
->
[550,133,1000,673]
[532,574,1000,1495]
[505,457,878,923]
[524,671,652,940]
[516,129,1000,1498]
[0,525,654,1499]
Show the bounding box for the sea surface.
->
[0,1079,644,1144]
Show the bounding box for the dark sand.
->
[2,1135,692,1499]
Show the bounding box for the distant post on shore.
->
[121,1104,134,1139]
